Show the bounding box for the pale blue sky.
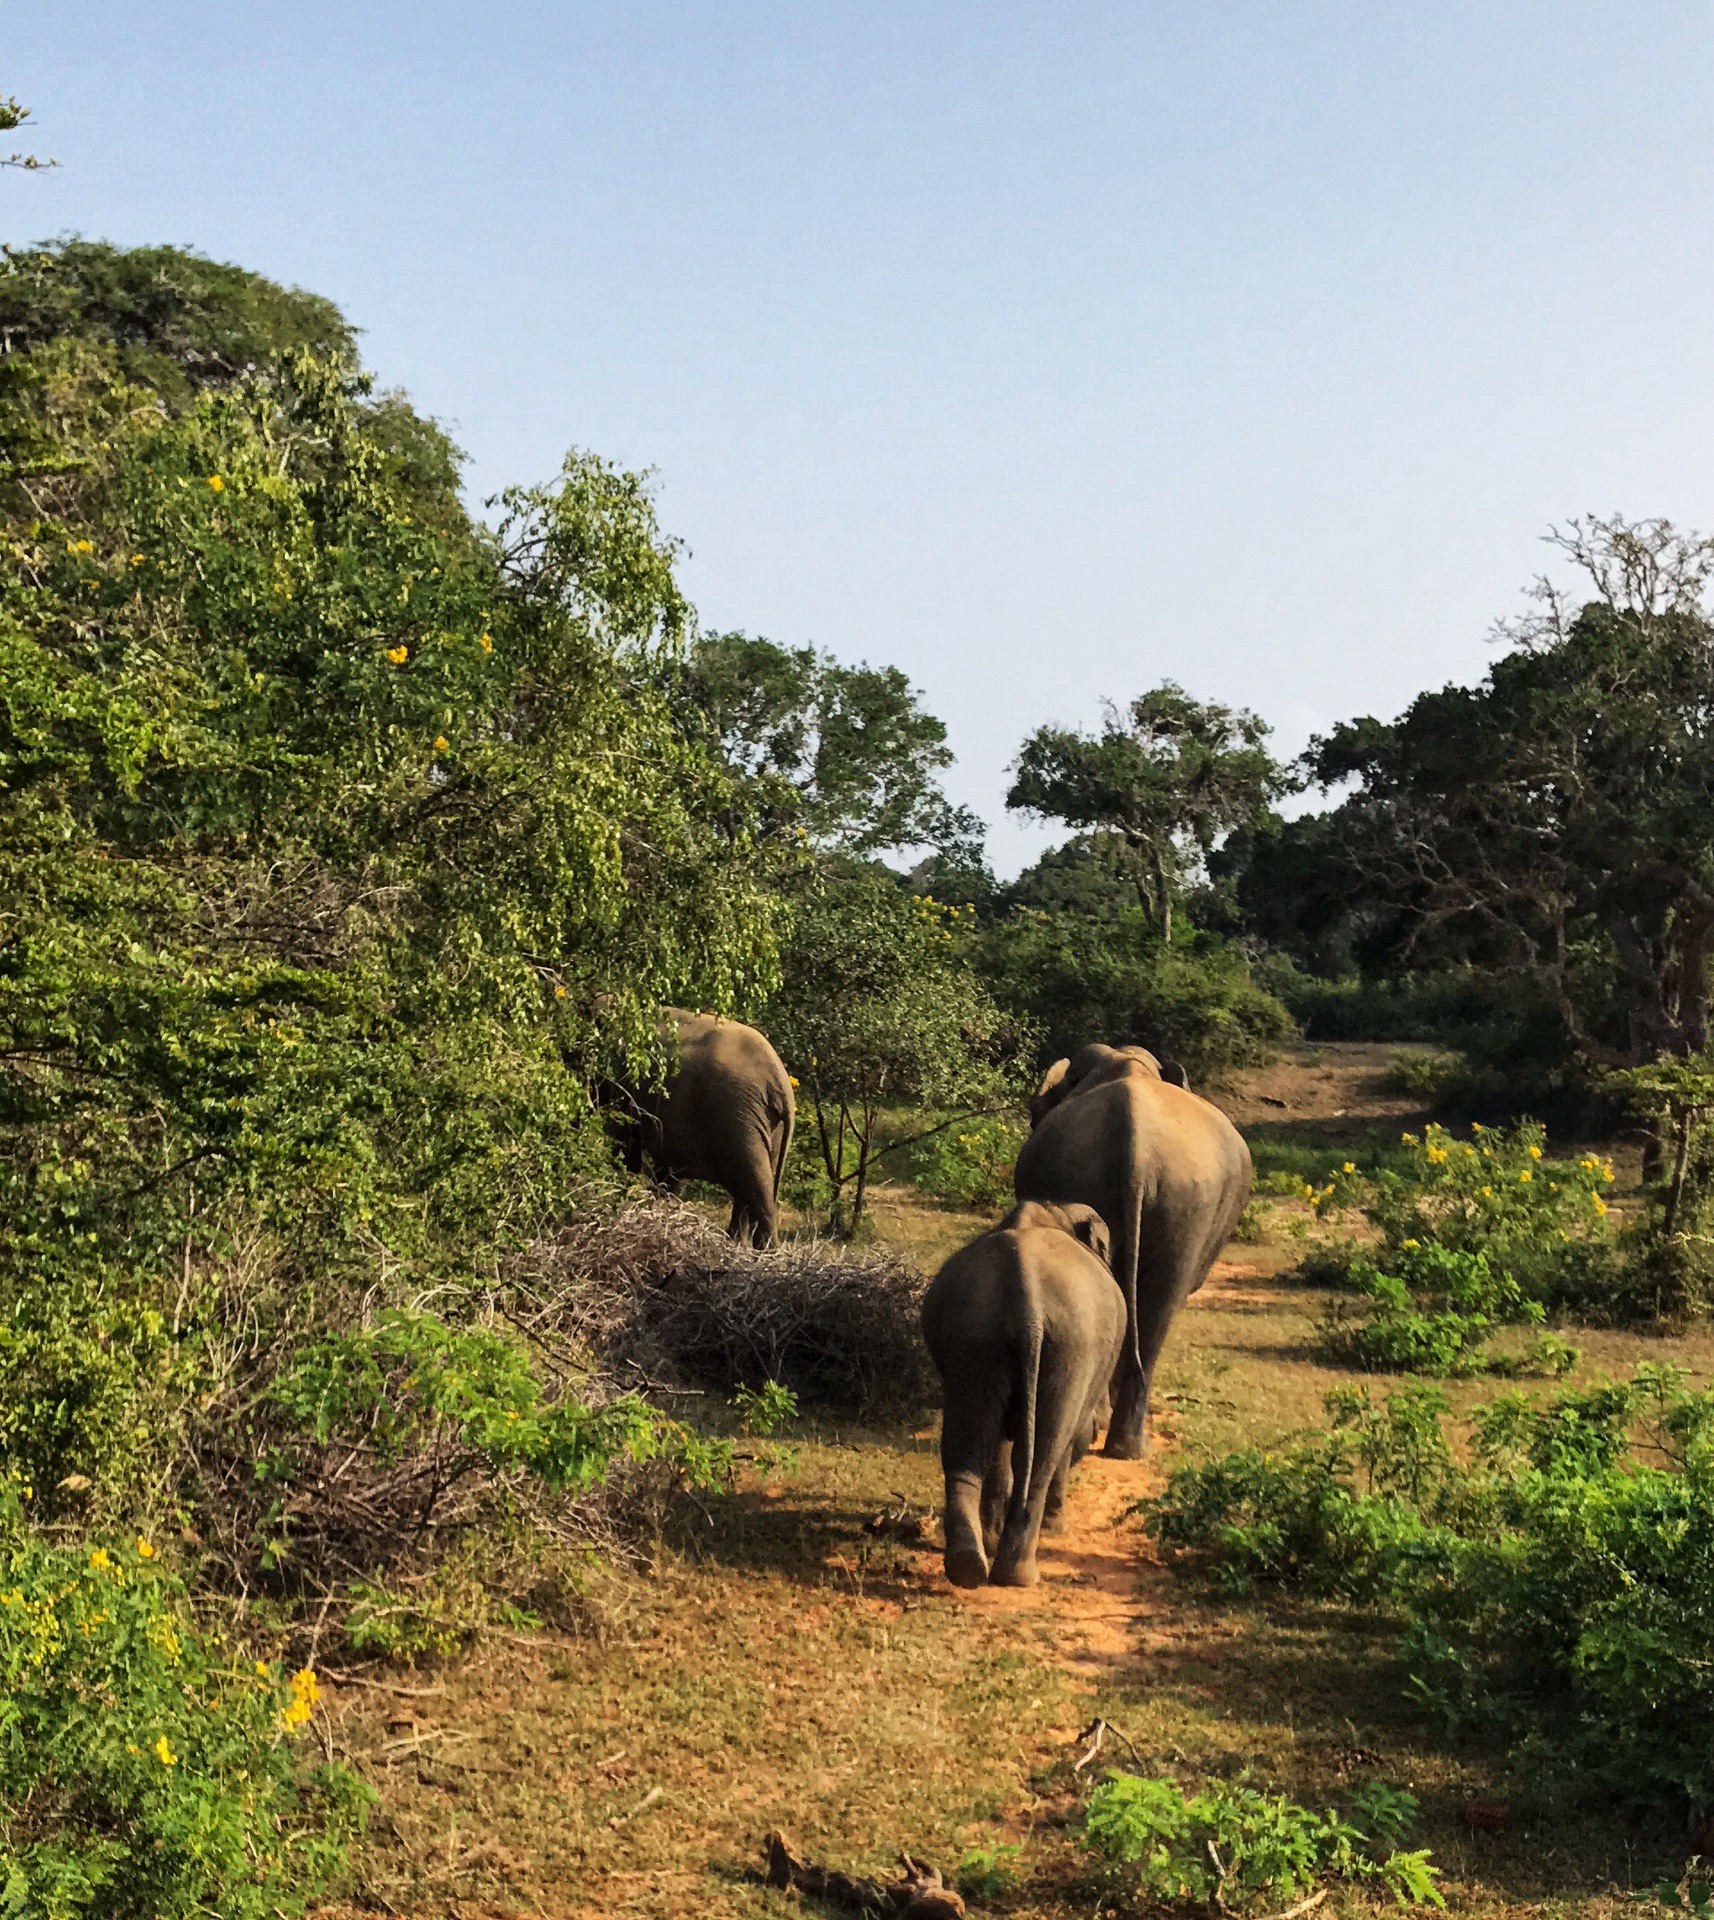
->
[12,4,1714,869]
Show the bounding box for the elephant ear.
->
[1067,1206,1112,1269]
[1028,1058,1071,1129]
[1157,1058,1190,1089]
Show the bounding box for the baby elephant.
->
[921,1200,1126,1588]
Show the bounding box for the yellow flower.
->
[1425,1146,1448,1165]
[386,644,409,665]
[479,632,494,653]
[1593,1195,1609,1217]
[1527,1145,1543,1159]
[155,1735,177,1766]
[1518,1170,1532,1183]
[1402,1238,1420,1249]
[553,984,567,999]
[280,1667,321,1732]
[206,475,224,492]
[1342,1162,1355,1174]
[254,1659,270,1677]
[88,1548,111,1572]
[1401,1132,1418,1146]
[789,1076,800,1088]
[1480,1185,1493,1198]
[130,553,144,567]
[1604,1163,1616,1183]
[135,1537,155,1559]
[67,538,93,554]
[433,734,449,751]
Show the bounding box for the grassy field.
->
[322,1046,1711,1920]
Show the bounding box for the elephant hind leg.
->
[940,1377,1008,1589]
[991,1381,1089,1588]
[725,1147,780,1249]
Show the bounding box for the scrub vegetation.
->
[8,233,1714,1919]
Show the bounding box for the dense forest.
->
[8,239,1714,1912]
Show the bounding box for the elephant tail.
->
[1008,1304,1045,1537]
[1115,1187,1147,1384]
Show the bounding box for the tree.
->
[973,908,1291,1078]
[681,630,983,860]
[1290,517,1714,1068]
[0,96,55,172]
[0,244,778,1506]
[764,868,1021,1232]
[1007,682,1291,941]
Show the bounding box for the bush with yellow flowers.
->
[0,1479,368,1918]
[1365,1122,1616,1268]
[1302,1123,1619,1372]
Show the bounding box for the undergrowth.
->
[1082,1772,1442,1911]
[1142,1365,1714,1813]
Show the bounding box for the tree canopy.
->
[0,240,777,1506]
[682,629,982,860]
[1008,681,1290,941]
[1258,518,1714,1067]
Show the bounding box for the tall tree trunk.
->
[1153,846,1172,944]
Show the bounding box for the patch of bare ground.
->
[1210,1041,1436,1130]
[322,1054,1707,1920]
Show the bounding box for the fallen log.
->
[764,1830,966,1918]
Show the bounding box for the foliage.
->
[764,869,1024,1229]
[894,1111,1026,1211]
[680,629,982,859]
[974,906,1291,1079]
[730,1379,798,1438]
[0,241,779,1551]
[954,1842,1021,1899]
[1009,681,1292,941]
[1264,517,1714,1069]
[0,1483,367,1917]
[1143,1367,1714,1811]
[1081,1770,1441,1911]
[1300,1122,1619,1364]
[0,101,55,173]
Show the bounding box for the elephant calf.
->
[921,1201,1126,1589]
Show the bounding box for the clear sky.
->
[11,3,1714,870]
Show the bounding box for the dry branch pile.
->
[510,1194,937,1421]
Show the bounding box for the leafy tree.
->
[0,245,777,1515]
[682,629,982,859]
[764,868,1020,1231]
[0,96,55,172]
[0,239,353,397]
[974,907,1291,1077]
[1287,517,1714,1068]
[1008,682,1290,941]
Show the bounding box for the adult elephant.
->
[611,1009,795,1249]
[1014,1043,1250,1458]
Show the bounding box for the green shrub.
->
[0,1484,367,1917]
[1321,1245,1543,1375]
[1382,1050,1465,1101]
[1081,1772,1442,1911]
[1296,1122,1620,1364]
[895,1113,1026,1211]
[974,907,1292,1081]
[1142,1368,1714,1812]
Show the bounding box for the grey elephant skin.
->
[613,1009,795,1248]
[1014,1043,1251,1460]
[921,1200,1126,1589]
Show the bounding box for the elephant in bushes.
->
[1015,1043,1250,1459]
[922,1200,1126,1589]
[611,1009,795,1248]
